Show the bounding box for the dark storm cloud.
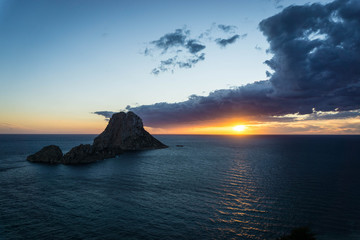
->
[215,34,247,47]
[127,81,281,127]
[259,0,360,107]
[145,24,246,74]
[120,0,360,126]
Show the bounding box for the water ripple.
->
[1,135,360,239]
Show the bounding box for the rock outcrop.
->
[62,144,99,164]
[93,112,167,151]
[27,111,167,164]
[27,145,63,164]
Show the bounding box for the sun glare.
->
[233,125,246,132]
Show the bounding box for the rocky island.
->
[27,111,167,164]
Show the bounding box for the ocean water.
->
[0,134,359,240]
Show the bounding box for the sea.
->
[0,134,359,240]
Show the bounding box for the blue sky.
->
[3,0,359,134]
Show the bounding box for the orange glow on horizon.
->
[145,123,252,135]
[1,114,360,135]
[145,117,360,135]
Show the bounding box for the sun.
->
[233,125,246,132]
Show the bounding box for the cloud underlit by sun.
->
[233,125,246,132]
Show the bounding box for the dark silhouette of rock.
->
[62,144,98,164]
[27,145,63,164]
[93,111,167,151]
[27,111,167,164]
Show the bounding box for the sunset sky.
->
[1,0,360,134]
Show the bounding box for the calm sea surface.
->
[0,134,359,240]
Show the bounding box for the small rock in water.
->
[26,145,63,164]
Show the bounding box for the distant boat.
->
[176,145,184,147]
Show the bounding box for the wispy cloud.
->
[215,34,247,47]
[0,122,36,133]
[269,0,284,9]
[93,111,115,121]
[255,45,262,51]
[217,24,237,33]
[151,53,206,75]
[272,109,360,121]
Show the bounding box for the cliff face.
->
[27,111,167,164]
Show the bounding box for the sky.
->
[1,0,360,134]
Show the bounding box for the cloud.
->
[93,111,115,121]
[217,24,237,33]
[177,53,205,68]
[269,0,284,9]
[0,122,35,133]
[259,0,360,102]
[272,109,360,121]
[127,81,279,127]
[215,34,247,47]
[151,53,206,75]
[144,24,246,74]
[122,0,360,127]
[304,109,360,121]
[255,45,262,51]
[0,122,14,130]
[149,28,188,54]
[186,40,206,54]
[145,28,207,74]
